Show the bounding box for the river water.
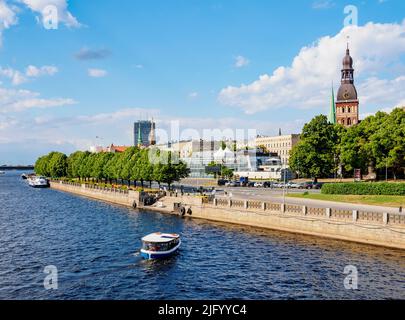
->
[0,171,404,300]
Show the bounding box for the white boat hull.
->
[28,177,50,188]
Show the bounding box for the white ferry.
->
[0,171,5,175]
[140,233,181,260]
[28,176,50,188]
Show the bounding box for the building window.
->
[348,107,351,113]
[342,107,345,113]
[348,118,352,125]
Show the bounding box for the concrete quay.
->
[50,181,405,250]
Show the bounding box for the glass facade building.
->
[134,121,153,147]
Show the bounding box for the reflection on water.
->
[0,171,404,300]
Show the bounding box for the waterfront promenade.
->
[217,187,403,214]
[51,181,405,250]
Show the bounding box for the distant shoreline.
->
[0,166,34,171]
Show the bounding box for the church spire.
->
[137,126,142,147]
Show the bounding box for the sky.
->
[1,0,405,164]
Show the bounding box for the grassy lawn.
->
[288,193,405,208]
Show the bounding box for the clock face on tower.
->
[343,91,350,99]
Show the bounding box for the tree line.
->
[35,147,190,188]
[289,108,405,180]
[206,161,235,180]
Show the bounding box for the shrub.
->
[321,183,405,196]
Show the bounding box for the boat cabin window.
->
[142,238,179,252]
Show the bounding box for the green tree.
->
[139,149,155,187]
[289,115,340,180]
[77,151,93,180]
[220,166,234,179]
[367,108,405,179]
[67,151,88,179]
[104,152,122,184]
[153,151,190,189]
[91,152,113,183]
[206,161,221,179]
[48,152,68,178]
[339,110,404,179]
[35,155,51,176]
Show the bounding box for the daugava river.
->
[0,171,404,300]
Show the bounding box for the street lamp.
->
[282,158,287,206]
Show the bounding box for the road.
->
[214,187,403,214]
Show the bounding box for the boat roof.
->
[142,233,180,243]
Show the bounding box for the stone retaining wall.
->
[50,182,405,250]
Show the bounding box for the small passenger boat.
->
[28,176,50,188]
[140,233,181,260]
[0,171,5,175]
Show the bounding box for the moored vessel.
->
[28,176,50,188]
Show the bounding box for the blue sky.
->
[1,0,405,163]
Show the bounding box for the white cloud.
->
[0,104,305,163]
[21,0,80,28]
[0,86,76,113]
[234,55,250,68]
[76,108,160,125]
[0,0,18,45]
[26,65,58,77]
[359,76,405,109]
[0,65,58,85]
[219,21,405,114]
[0,0,79,48]
[88,68,108,78]
[188,92,198,99]
[0,67,26,85]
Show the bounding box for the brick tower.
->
[335,45,359,127]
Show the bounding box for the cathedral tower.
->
[335,45,359,127]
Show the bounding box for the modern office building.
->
[134,120,155,147]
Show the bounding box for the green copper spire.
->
[137,126,142,147]
[328,84,336,124]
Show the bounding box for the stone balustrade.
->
[210,197,405,227]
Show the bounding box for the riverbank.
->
[50,181,405,250]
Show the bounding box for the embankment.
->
[50,181,405,250]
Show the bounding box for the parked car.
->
[285,182,299,189]
[247,181,256,188]
[217,179,228,186]
[263,181,273,188]
[312,182,324,189]
[254,182,264,188]
[301,182,314,189]
[274,182,285,188]
[226,181,240,187]
[239,177,249,187]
